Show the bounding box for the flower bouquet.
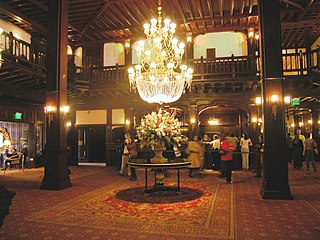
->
[136,108,182,149]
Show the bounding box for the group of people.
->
[187,133,254,183]
[287,130,318,171]
[119,133,253,183]
[116,132,257,184]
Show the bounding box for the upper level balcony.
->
[0,31,319,101]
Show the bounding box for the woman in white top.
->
[240,133,253,170]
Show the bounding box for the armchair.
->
[3,152,24,173]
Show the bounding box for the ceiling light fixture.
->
[128,0,193,104]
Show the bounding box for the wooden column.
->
[189,105,198,136]
[41,0,71,190]
[311,103,319,146]
[258,0,292,199]
[0,186,15,228]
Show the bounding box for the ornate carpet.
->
[26,173,235,239]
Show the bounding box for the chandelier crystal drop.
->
[128,0,193,105]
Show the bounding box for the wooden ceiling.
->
[1,0,319,48]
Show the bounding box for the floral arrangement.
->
[136,109,182,148]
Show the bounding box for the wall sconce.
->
[248,28,254,38]
[60,105,70,113]
[67,45,73,55]
[255,97,262,106]
[124,39,131,49]
[125,119,130,125]
[284,96,291,105]
[271,94,279,103]
[251,117,258,123]
[190,117,196,124]
[208,118,219,125]
[44,105,56,126]
[0,28,4,68]
[307,120,312,125]
[271,94,279,120]
[65,121,72,127]
[186,32,193,43]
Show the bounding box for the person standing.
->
[187,135,202,178]
[240,133,253,170]
[127,136,138,181]
[303,133,317,171]
[118,133,132,177]
[286,132,293,163]
[228,133,240,169]
[210,135,221,171]
[220,134,235,184]
[292,134,303,169]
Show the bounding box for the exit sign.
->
[291,98,300,106]
[14,112,23,120]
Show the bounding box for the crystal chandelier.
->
[208,118,219,125]
[128,0,193,105]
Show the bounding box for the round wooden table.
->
[128,158,191,194]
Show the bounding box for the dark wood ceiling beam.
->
[119,2,141,26]
[248,0,253,13]
[186,0,195,20]
[219,0,223,25]
[297,0,315,21]
[186,12,257,24]
[0,2,46,33]
[281,0,304,10]
[110,5,133,26]
[281,19,319,29]
[131,1,148,23]
[230,0,235,16]
[81,0,116,34]
[240,0,245,14]
[176,0,191,31]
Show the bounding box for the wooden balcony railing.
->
[1,29,318,90]
[1,31,46,74]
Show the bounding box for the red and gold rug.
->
[26,173,235,239]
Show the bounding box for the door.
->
[77,126,106,163]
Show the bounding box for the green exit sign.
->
[14,112,23,120]
[291,98,300,106]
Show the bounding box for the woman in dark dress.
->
[292,134,303,169]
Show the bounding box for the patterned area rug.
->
[26,174,235,239]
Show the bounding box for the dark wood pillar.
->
[41,0,71,190]
[311,103,319,146]
[258,0,292,199]
[0,186,15,228]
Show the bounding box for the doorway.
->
[77,126,106,163]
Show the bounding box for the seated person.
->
[6,145,18,158]
[2,146,19,170]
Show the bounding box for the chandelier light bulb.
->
[164,18,171,25]
[151,18,157,25]
[143,23,150,29]
[180,65,187,71]
[178,42,185,49]
[171,38,178,45]
[167,62,174,69]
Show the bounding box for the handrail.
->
[1,29,318,88]
[1,31,46,70]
